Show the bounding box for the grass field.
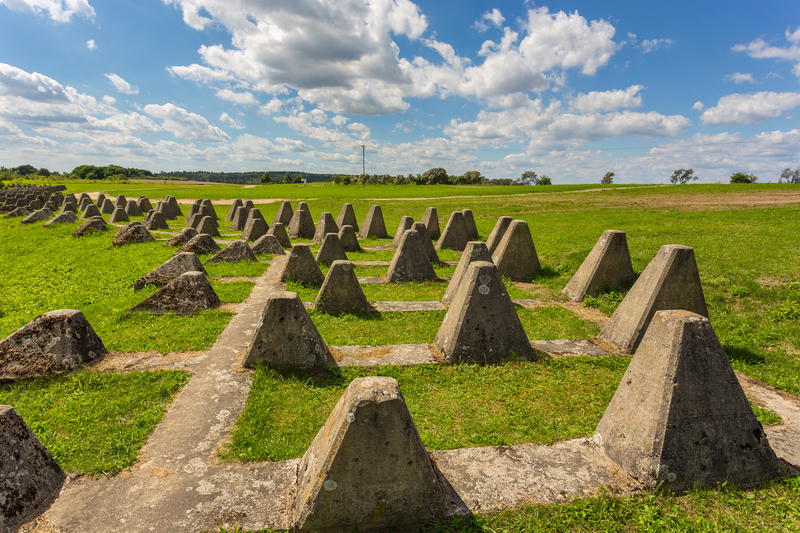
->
[2,180,799,531]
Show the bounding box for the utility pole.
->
[361,144,366,188]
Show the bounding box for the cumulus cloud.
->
[733,27,800,78]
[724,72,755,84]
[569,85,644,114]
[86,39,96,50]
[692,101,704,111]
[144,103,231,142]
[219,112,245,129]
[640,38,673,53]
[474,8,504,32]
[215,88,257,105]
[105,73,139,95]
[700,92,800,125]
[0,0,94,22]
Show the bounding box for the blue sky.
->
[1,0,799,183]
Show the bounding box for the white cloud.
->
[700,92,800,125]
[0,119,59,145]
[215,88,257,105]
[219,112,245,129]
[167,64,237,83]
[692,101,704,111]
[474,8,504,32]
[86,39,96,50]
[733,27,800,78]
[724,72,755,84]
[144,103,231,142]
[260,98,284,115]
[569,85,644,114]
[639,38,673,53]
[0,0,94,22]
[104,73,139,95]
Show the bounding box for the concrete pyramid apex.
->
[338,224,362,253]
[0,309,107,380]
[115,194,127,207]
[165,227,198,247]
[336,202,358,232]
[137,196,153,212]
[98,198,114,214]
[166,195,182,216]
[113,221,155,246]
[436,211,469,251]
[73,217,108,236]
[125,199,143,217]
[267,221,292,248]
[272,200,293,226]
[392,215,415,247]
[78,197,91,211]
[43,211,78,226]
[246,207,264,222]
[21,208,53,224]
[312,211,339,243]
[135,252,206,290]
[412,221,440,265]
[281,244,325,284]
[595,310,781,491]
[288,202,316,239]
[187,213,203,229]
[386,229,438,283]
[205,240,257,264]
[598,244,708,354]
[78,193,90,203]
[442,241,493,305]
[240,291,328,369]
[198,203,218,220]
[296,376,445,531]
[197,216,220,237]
[358,204,387,239]
[109,206,130,223]
[226,198,243,221]
[128,271,220,315]
[251,234,286,255]
[80,204,102,219]
[28,199,43,210]
[314,260,372,314]
[315,232,348,265]
[145,210,169,231]
[243,200,254,211]
[156,201,176,220]
[462,209,479,239]
[96,193,106,206]
[564,230,636,302]
[492,219,541,281]
[184,203,198,225]
[486,216,512,255]
[241,216,268,242]
[176,233,221,255]
[422,206,440,239]
[434,261,538,363]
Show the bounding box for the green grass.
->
[0,369,190,474]
[311,310,446,345]
[211,280,256,303]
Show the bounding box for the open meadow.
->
[1,180,799,531]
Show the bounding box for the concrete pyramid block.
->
[243,200,254,211]
[44,200,58,211]
[96,193,106,207]
[272,200,293,226]
[594,310,781,491]
[187,212,203,229]
[225,199,243,221]
[241,216,268,242]
[598,245,708,354]
[436,211,469,251]
[442,241,493,305]
[198,202,217,220]
[412,221,440,265]
[386,229,438,283]
[78,193,90,204]
[314,260,371,314]
[125,199,143,217]
[434,261,538,363]
[422,206,440,239]
[336,202,358,232]
[0,309,107,380]
[492,220,541,281]
[73,217,108,236]
[281,244,325,284]
[165,227,198,247]
[312,212,339,243]
[21,208,53,224]
[197,216,220,237]
[240,291,328,369]
[564,230,636,302]
[109,206,130,223]
[43,211,78,226]
[295,377,445,531]
[0,406,65,531]
[392,215,415,247]
[114,194,127,207]
[246,207,264,222]
[338,224,362,252]
[128,271,220,315]
[315,233,348,265]
[145,210,169,231]
[61,202,77,215]
[4,207,29,219]
[28,199,43,210]
[267,222,292,248]
[156,201,175,220]
[135,252,206,290]
[288,202,316,239]
[137,196,153,212]
[205,240,257,264]
[485,216,512,255]
[100,198,115,214]
[250,234,286,255]
[113,221,155,246]
[176,234,221,255]
[230,206,250,230]
[462,209,479,239]
[184,203,198,225]
[80,204,102,219]
[78,197,91,211]
[358,204,387,239]
[166,195,182,216]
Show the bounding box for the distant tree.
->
[538,175,552,185]
[780,168,800,184]
[35,167,51,177]
[421,167,449,185]
[601,172,615,184]
[12,164,36,176]
[730,172,758,184]
[282,172,292,184]
[463,170,483,184]
[518,170,539,185]
[294,174,304,184]
[260,171,271,184]
[670,168,698,185]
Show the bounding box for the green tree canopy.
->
[519,170,538,185]
[670,168,698,185]
[421,167,449,185]
[260,171,271,184]
[730,172,758,184]
[601,172,615,184]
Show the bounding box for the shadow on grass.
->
[724,344,767,366]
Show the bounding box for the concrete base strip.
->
[330,344,443,367]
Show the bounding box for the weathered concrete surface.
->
[492,220,541,281]
[296,377,446,531]
[442,241,493,305]
[205,240,257,264]
[314,261,372,315]
[598,244,708,354]
[486,216,512,255]
[272,200,293,227]
[0,310,107,380]
[230,206,249,230]
[386,229,438,283]
[412,221,440,265]
[155,201,175,221]
[531,339,608,357]
[225,198,243,222]
[392,215,415,247]
[79,204,101,219]
[312,211,339,243]
[436,211,469,251]
[241,216,269,242]
[462,209,479,239]
[114,195,127,208]
[0,406,65,533]
[166,195,183,217]
[43,212,78,226]
[315,232,348,265]
[72,217,108,237]
[338,224,362,252]
[267,221,292,248]
[3,207,29,219]
[336,203,358,233]
[372,301,446,312]
[20,208,53,224]
[124,199,143,217]
[177,233,221,255]
[422,207,440,239]
[239,291,328,369]
[281,244,325,284]
[112,222,155,246]
[251,234,286,256]
[358,205,387,239]
[329,344,442,367]
[197,216,221,237]
[99,198,114,214]
[144,211,169,231]
[134,252,206,291]
[128,272,221,315]
[137,196,152,213]
[164,227,197,247]
[564,230,636,302]
[288,202,316,239]
[595,310,781,491]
